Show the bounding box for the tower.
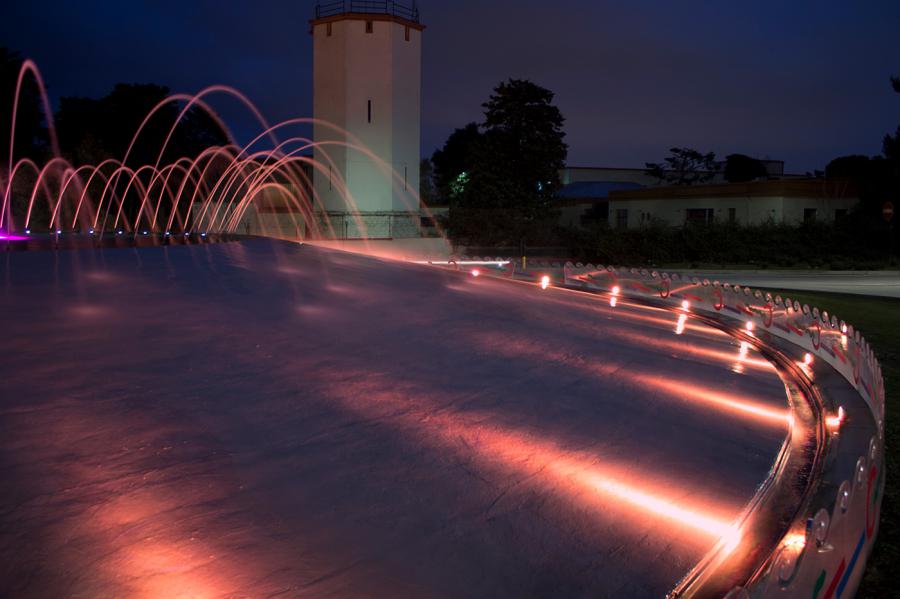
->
[311,1,423,239]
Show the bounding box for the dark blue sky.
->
[3,0,899,172]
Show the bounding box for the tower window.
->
[365,20,373,33]
[367,100,372,123]
[326,22,332,36]
[405,26,410,41]
[404,166,408,190]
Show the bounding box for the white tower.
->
[311,1,423,239]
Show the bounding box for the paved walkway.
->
[672,270,900,298]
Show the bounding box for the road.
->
[0,239,791,598]
[671,269,900,298]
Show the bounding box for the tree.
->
[452,79,567,245]
[645,147,716,185]
[56,83,228,167]
[1,47,49,167]
[418,158,439,207]
[431,122,481,205]
[885,75,900,169]
[724,153,768,183]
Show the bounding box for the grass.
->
[760,289,898,598]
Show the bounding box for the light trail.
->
[635,374,790,427]
[469,330,790,429]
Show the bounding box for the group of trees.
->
[2,46,227,170]
[644,148,769,185]
[424,79,568,246]
[1,46,229,229]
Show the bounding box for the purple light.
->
[0,232,29,241]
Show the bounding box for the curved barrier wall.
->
[433,257,885,599]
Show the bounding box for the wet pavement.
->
[0,239,791,598]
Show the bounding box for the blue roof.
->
[558,181,644,200]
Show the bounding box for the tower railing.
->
[315,1,420,23]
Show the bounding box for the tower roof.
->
[312,1,422,28]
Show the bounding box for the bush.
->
[559,220,896,269]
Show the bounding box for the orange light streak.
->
[634,373,790,427]
[468,331,789,429]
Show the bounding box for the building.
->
[310,1,424,239]
[554,162,840,230]
[559,160,788,189]
[606,179,858,229]
[557,181,643,228]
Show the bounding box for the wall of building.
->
[606,195,858,229]
[312,15,422,237]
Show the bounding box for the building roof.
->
[558,181,644,201]
[608,178,857,201]
[311,1,424,29]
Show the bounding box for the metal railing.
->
[315,1,420,23]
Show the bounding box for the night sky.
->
[3,0,899,173]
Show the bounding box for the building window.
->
[367,100,372,123]
[326,22,332,36]
[728,207,736,223]
[803,208,817,223]
[405,26,410,41]
[686,208,714,225]
[616,209,628,229]
[365,20,373,33]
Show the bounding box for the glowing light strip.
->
[415,260,510,266]
[584,473,737,539]
[637,374,790,426]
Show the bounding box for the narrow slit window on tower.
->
[365,20,373,33]
[326,22,332,36]
[405,26,410,41]
[404,165,408,190]
[367,100,372,123]
[328,165,332,190]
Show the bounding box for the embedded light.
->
[89,229,95,235]
[611,285,621,296]
[681,299,690,311]
[783,532,807,550]
[675,314,687,335]
[826,406,846,431]
[803,353,813,366]
[201,232,207,237]
[25,229,31,235]
[184,232,190,236]
[471,268,480,277]
[117,230,123,235]
[142,230,148,235]
[165,231,171,236]
[745,321,755,332]
[722,525,743,556]
[55,229,62,235]
[610,296,618,308]
[540,275,550,290]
